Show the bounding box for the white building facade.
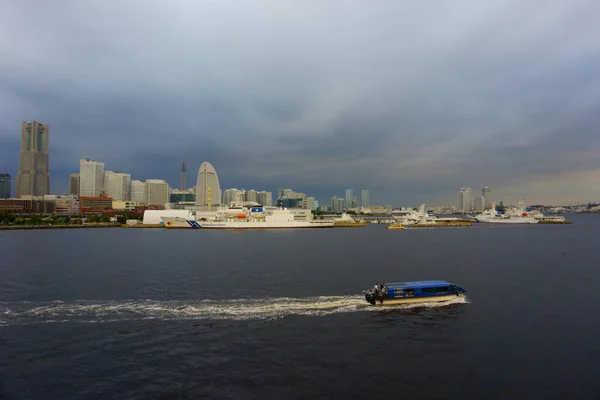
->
[79,159,105,197]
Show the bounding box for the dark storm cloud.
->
[1,0,600,205]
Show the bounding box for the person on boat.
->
[379,283,386,303]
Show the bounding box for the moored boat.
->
[364,280,466,305]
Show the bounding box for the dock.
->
[408,221,474,228]
[120,224,165,228]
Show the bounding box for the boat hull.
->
[475,216,538,224]
[161,217,201,229]
[367,293,464,305]
[198,221,333,229]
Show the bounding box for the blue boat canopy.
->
[383,280,454,289]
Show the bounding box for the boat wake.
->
[0,295,469,326]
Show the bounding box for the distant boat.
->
[364,280,466,305]
[474,202,538,224]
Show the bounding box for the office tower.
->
[482,187,492,209]
[336,198,345,213]
[131,180,147,203]
[458,187,472,212]
[69,173,80,196]
[79,159,105,197]
[361,188,370,207]
[246,189,257,202]
[223,188,241,205]
[345,189,353,209]
[146,179,170,205]
[104,171,131,201]
[257,191,272,206]
[352,196,357,208]
[473,196,485,211]
[16,121,50,197]
[181,161,186,190]
[306,197,316,211]
[195,161,221,206]
[0,174,10,198]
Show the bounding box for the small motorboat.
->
[364,280,466,305]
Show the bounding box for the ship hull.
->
[475,216,538,224]
[199,221,333,229]
[367,293,464,305]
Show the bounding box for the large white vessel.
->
[162,204,333,229]
[474,201,538,224]
[392,204,463,226]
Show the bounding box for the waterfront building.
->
[345,189,353,210]
[104,171,131,201]
[473,196,485,211]
[223,188,242,205]
[0,198,55,214]
[16,121,50,197]
[69,173,80,196]
[361,189,369,207]
[131,180,147,203]
[79,159,105,197]
[246,189,257,202]
[459,187,472,212]
[195,161,221,207]
[0,174,10,198]
[146,179,170,206]
[258,191,272,206]
[169,189,195,204]
[44,195,79,215]
[482,187,492,209]
[306,197,316,211]
[80,196,113,215]
[112,200,144,211]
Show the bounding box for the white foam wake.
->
[0,295,468,325]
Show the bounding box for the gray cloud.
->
[1,0,600,205]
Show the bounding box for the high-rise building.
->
[131,180,147,203]
[458,187,472,212]
[104,171,131,201]
[223,188,241,205]
[482,187,492,209]
[361,188,370,207]
[146,179,170,205]
[181,161,187,191]
[257,191,272,206]
[0,174,10,198]
[306,197,316,211]
[69,173,80,196]
[246,189,257,202]
[195,161,221,207]
[345,189,353,210]
[79,159,105,197]
[473,196,485,211]
[16,121,50,197]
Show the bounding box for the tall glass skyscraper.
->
[16,121,50,197]
[0,174,10,198]
[361,188,370,207]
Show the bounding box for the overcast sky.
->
[1,0,599,206]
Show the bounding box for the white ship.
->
[162,204,334,229]
[474,201,538,224]
[392,204,462,226]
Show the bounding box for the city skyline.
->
[1,1,600,205]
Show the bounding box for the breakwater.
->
[538,219,572,224]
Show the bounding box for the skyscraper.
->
[345,189,353,210]
[195,161,221,207]
[0,174,10,198]
[482,187,492,209]
[69,173,80,196]
[105,171,131,201]
[131,180,147,203]
[79,159,105,197]
[361,188,370,207]
[16,121,50,197]
[146,179,170,205]
[458,187,472,211]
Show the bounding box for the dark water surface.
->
[1,215,600,399]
